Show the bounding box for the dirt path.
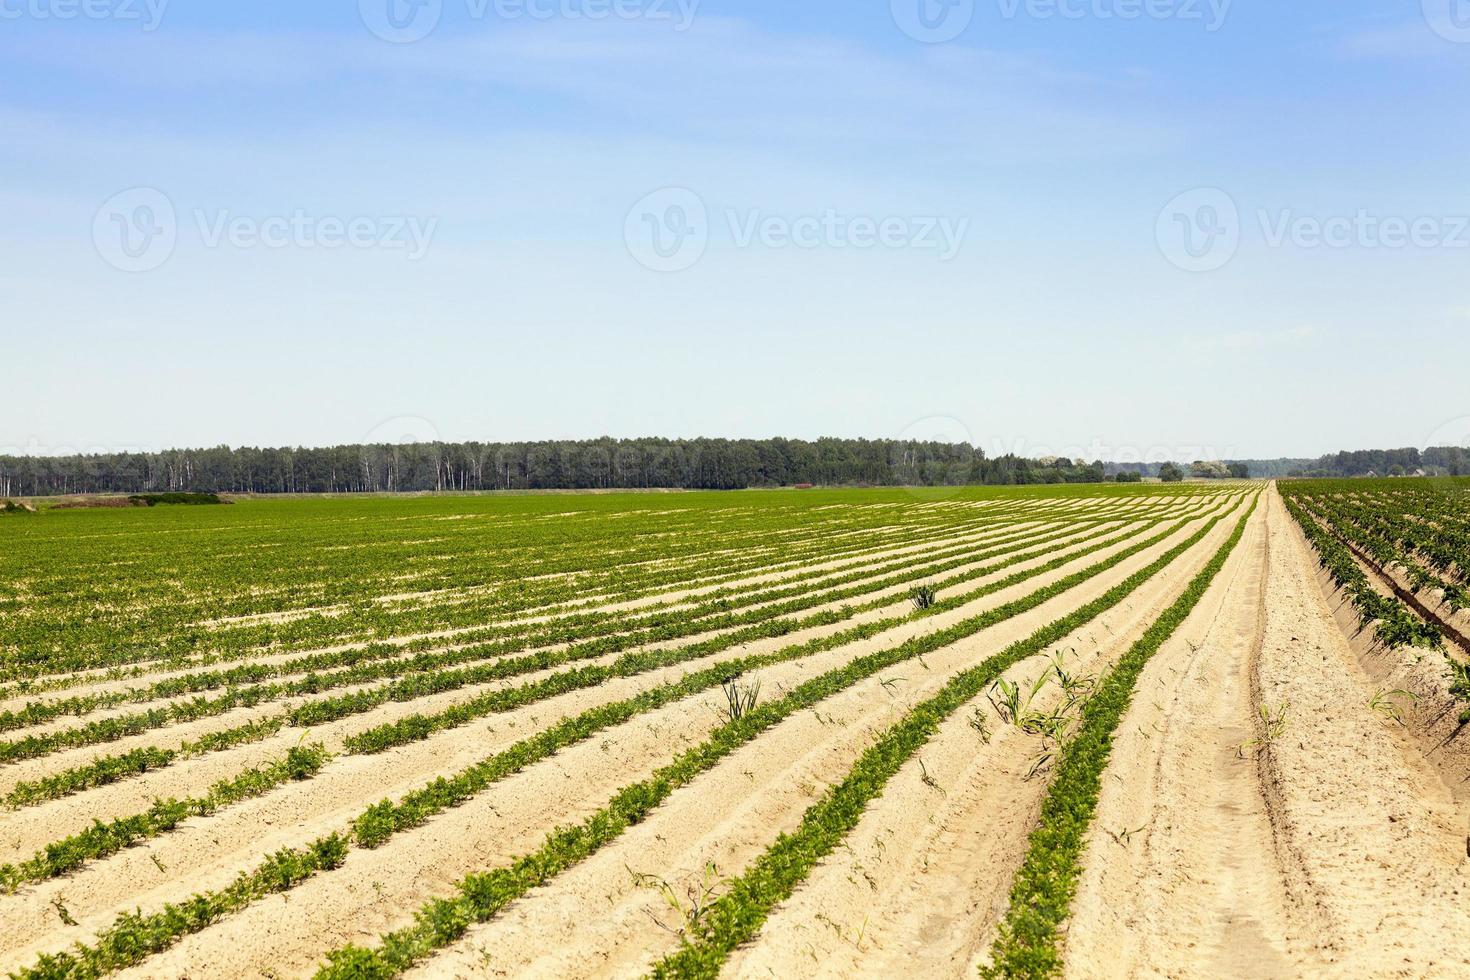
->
[1066,486,1470,979]
[1063,489,1289,978]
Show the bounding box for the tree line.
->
[0,438,1116,497]
[6,437,1459,498]
[1286,446,1470,478]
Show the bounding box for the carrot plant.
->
[981,495,1257,978]
[311,502,1243,979]
[0,743,329,892]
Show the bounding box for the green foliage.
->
[1188,461,1231,480]
[0,440,1147,497]
[310,499,1246,979]
[719,675,761,722]
[0,743,329,892]
[645,499,1255,979]
[127,492,225,506]
[981,497,1256,978]
[1158,463,1185,483]
[909,583,938,610]
[1449,663,1470,725]
[1280,491,1443,650]
[0,484,1244,980]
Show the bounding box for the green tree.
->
[1159,463,1185,483]
[1188,460,1230,479]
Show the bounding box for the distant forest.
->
[1117,448,1470,480]
[2,439,1110,496]
[2,439,1467,497]
[1280,446,1470,478]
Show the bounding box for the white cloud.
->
[0,16,1181,164]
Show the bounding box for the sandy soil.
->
[717,498,1248,980]
[396,500,1245,980]
[0,515,1033,739]
[0,514,1020,714]
[86,507,1226,979]
[0,512,1142,851]
[0,500,1211,974]
[1065,487,1470,979]
[1,490,1302,980]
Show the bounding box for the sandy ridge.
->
[80,501,1228,978]
[1062,494,1291,979]
[1065,487,1470,978]
[0,512,1140,834]
[0,515,1042,737]
[0,505,1210,970]
[393,501,1242,980]
[714,496,1250,980]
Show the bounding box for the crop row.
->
[3,718,286,809]
[6,498,1236,979]
[981,496,1256,977]
[1280,491,1443,649]
[0,508,1097,733]
[0,506,1165,775]
[330,499,1247,978]
[1294,489,1466,611]
[3,499,1015,683]
[0,507,1199,887]
[0,743,329,891]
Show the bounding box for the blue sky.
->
[4,0,1469,461]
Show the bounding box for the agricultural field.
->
[0,481,1467,979]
